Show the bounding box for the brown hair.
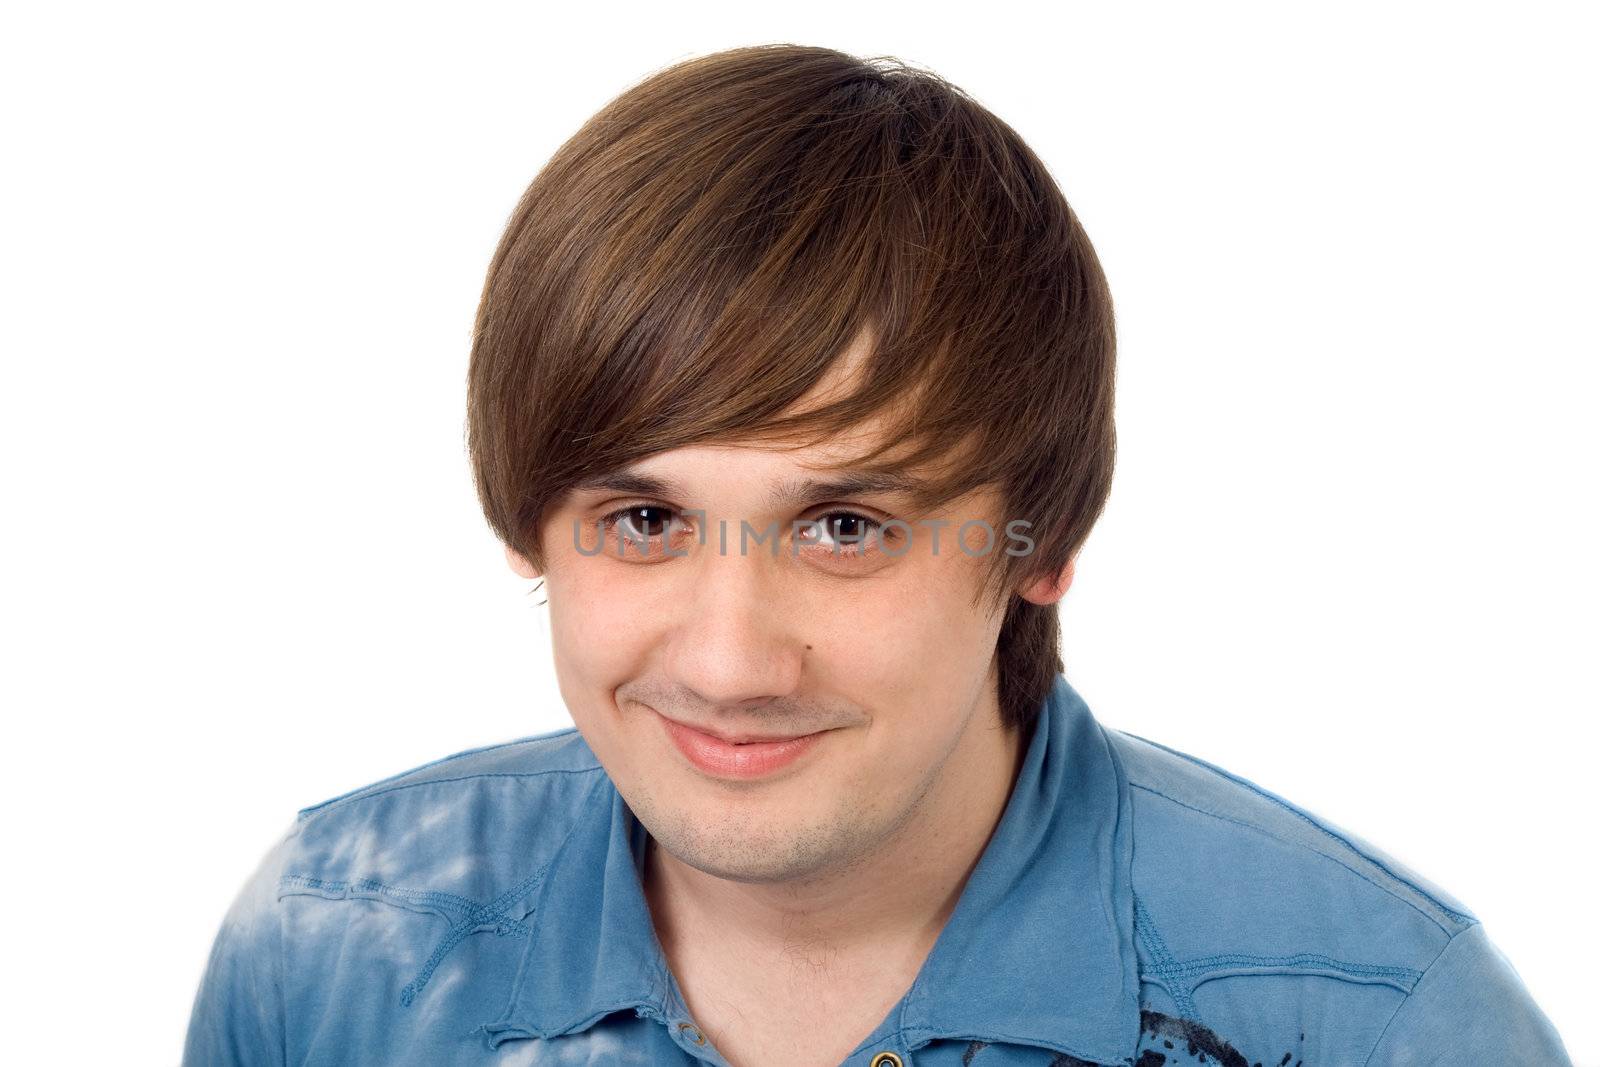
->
[466,43,1116,734]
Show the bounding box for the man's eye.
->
[598,504,679,547]
[800,511,886,555]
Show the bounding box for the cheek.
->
[542,565,662,728]
[547,557,655,650]
[809,574,997,696]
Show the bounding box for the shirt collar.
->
[483,674,1140,1064]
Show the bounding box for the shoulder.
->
[185,728,613,1062]
[1097,727,1563,1060]
[1105,725,1477,954]
[1102,726,1482,1052]
[277,725,608,901]
[1098,727,1572,1065]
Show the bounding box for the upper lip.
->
[656,711,822,745]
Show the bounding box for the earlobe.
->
[1018,556,1075,606]
[504,544,541,580]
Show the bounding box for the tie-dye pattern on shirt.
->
[183,675,1571,1065]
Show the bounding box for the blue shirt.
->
[183,675,1571,1065]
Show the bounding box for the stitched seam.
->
[1099,723,1148,1062]
[1133,891,1198,1019]
[276,874,533,937]
[281,874,477,913]
[397,865,551,1008]
[297,766,605,824]
[1130,781,1454,936]
[1168,953,1422,981]
[1136,973,1178,999]
[1119,731,1475,925]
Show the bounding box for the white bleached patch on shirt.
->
[418,800,453,832]
[355,897,432,965]
[413,958,468,1030]
[307,794,493,892]
[439,853,475,882]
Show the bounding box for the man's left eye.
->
[800,511,885,553]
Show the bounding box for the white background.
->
[4,2,1595,1063]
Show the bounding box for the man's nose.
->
[659,536,806,710]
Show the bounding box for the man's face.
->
[510,346,1026,886]
[518,433,1018,887]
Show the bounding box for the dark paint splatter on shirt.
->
[1137,1010,1268,1067]
[957,1013,1307,1067]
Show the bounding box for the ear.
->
[504,544,541,580]
[1016,556,1075,607]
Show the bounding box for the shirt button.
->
[869,1054,904,1067]
[677,1021,706,1045]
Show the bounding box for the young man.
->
[183,44,1570,1066]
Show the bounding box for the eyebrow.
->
[568,467,926,511]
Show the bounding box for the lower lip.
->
[658,714,827,780]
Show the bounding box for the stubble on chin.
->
[636,787,878,886]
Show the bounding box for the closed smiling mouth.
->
[651,709,823,745]
[652,707,833,781]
